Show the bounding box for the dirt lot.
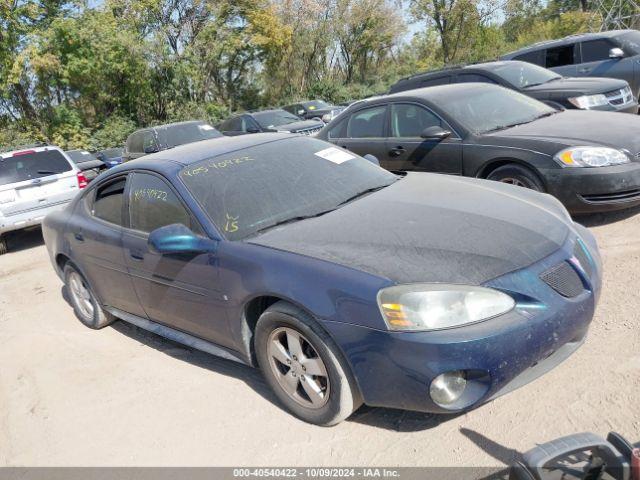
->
[0,209,639,468]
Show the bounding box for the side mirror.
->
[420,126,452,140]
[363,154,380,166]
[609,47,624,59]
[148,224,218,255]
[297,109,306,116]
[143,145,159,154]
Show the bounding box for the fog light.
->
[430,371,467,407]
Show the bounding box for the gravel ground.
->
[0,209,638,467]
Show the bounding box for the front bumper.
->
[542,162,640,213]
[591,100,639,114]
[0,199,72,235]
[322,227,601,413]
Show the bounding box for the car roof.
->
[111,133,300,174]
[504,29,635,56]
[395,60,536,84]
[356,82,495,106]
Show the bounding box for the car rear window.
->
[0,150,72,186]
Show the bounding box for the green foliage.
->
[0,0,606,151]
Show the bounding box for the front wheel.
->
[255,302,361,426]
[487,164,545,192]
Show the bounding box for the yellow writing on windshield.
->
[133,188,167,201]
[224,213,239,233]
[182,156,255,177]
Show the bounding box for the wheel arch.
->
[476,157,548,191]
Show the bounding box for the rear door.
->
[0,148,79,219]
[68,175,146,317]
[334,104,390,164]
[385,102,462,174]
[121,171,232,348]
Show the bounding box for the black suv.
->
[502,30,640,103]
[389,60,637,113]
[218,110,324,136]
[123,120,223,162]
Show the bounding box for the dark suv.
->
[502,30,640,103]
[218,110,324,136]
[123,120,222,162]
[389,60,637,113]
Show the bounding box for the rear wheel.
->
[255,302,361,426]
[487,164,544,192]
[64,264,115,329]
[0,234,7,255]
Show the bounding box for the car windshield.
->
[303,100,330,110]
[491,62,561,88]
[616,31,640,55]
[101,148,123,158]
[0,149,72,185]
[158,122,223,148]
[66,150,98,164]
[439,85,557,134]
[253,111,301,128]
[180,137,398,240]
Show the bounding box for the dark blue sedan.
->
[42,133,602,425]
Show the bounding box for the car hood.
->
[485,110,640,156]
[248,173,571,285]
[276,119,324,132]
[522,76,627,96]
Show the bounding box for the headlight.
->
[554,146,630,167]
[377,284,515,331]
[568,94,608,109]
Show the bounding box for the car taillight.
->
[76,171,88,189]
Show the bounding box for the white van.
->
[0,145,87,254]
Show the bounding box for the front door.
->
[383,103,462,174]
[121,171,233,348]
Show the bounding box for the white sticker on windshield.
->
[199,124,214,131]
[81,151,90,155]
[314,147,355,164]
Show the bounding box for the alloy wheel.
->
[267,327,330,409]
[500,177,527,187]
[68,271,94,319]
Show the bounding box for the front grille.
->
[580,188,640,203]
[295,127,322,136]
[540,261,585,298]
[573,240,594,279]
[604,86,633,106]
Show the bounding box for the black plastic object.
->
[509,432,631,480]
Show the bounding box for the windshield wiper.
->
[250,184,393,237]
[483,121,532,133]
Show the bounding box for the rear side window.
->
[128,173,192,233]
[92,178,126,225]
[421,76,451,87]
[0,150,72,186]
[347,106,386,138]
[581,39,614,62]
[128,132,144,153]
[513,50,544,66]
[456,73,498,84]
[545,45,575,68]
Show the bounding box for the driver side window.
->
[128,172,195,234]
[390,103,443,138]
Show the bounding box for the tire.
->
[255,301,361,426]
[0,235,7,255]
[64,263,115,329]
[487,164,545,192]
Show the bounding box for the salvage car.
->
[389,61,637,113]
[123,120,223,161]
[317,83,640,213]
[1,145,87,255]
[283,100,339,121]
[66,149,108,182]
[43,134,601,425]
[218,110,323,136]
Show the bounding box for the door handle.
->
[130,251,144,261]
[389,146,405,157]
[74,232,84,242]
